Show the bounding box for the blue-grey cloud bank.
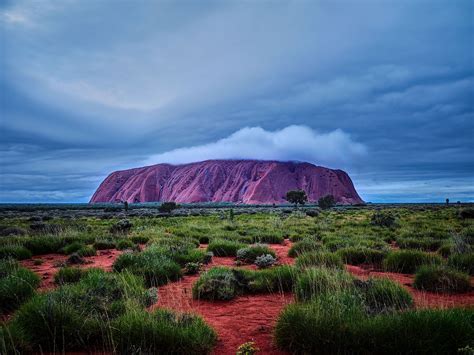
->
[1,0,473,203]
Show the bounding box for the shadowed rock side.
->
[90,160,364,204]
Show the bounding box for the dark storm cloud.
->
[0,0,472,202]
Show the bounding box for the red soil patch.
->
[346,264,474,309]
[21,249,123,290]
[152,241,295,355]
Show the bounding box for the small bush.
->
[54,267,86,285]
[207,239,245,257]
[0,226,27,236]
[252,234,284,244]
[288,239,323,257]
[112,308,217,354]
[113,250,182,287]
[67,253,85,265]
[255,254,276,268]
[237,341,260,355]
[337,247,387,265]
[355,278,413,314]
[192,267,241,301]
[184,262,201,275]
[295,268,354,301]
[93,239,115,250]
[0,260,40,314]
[414,265,471,293]
[116,239,135,250]
[448,253,474,275]
[77,245,96,257]
[61,241,84,255]
[130,235,150,244]
[245,266,296,293]
[296,251,343,270]
[198,236,210,244]
[110,219,133,234]
[383,250,443,273]
[23,236,64,255]
[371,211,396,227]
[0,245,32,260]
[459,207,474,219]
[437,243,452,257]
[158,202,179,213]
[318,195,336,210]
[275,297,474,354]
[236,244,276,263]
[397,237,442,251]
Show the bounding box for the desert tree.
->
[318,194,336,210]
[286,190,308,210]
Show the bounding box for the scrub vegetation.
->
[0,204,472,353]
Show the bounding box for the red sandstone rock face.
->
[90,160,364,204]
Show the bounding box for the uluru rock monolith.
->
[90,160,364,205]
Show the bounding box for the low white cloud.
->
[144,125,367,169]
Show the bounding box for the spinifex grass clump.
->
[336,247,387,265]
[112,308,217,354]
[294,267,354,301]
[275,294,473,354]
[414,265,471,293]
[0,260,40,314]
[295,251,344,269]
[288,238,323,257]
[0,245,32,260]
[207,239,245,256]
[448,253,474,275]
[192,266,296,300]
[93,238,115,250]
[236,244,276,263]
[54,267,87,285]
[396,237,443,252]
[383,250,443,273]
[6,269,158,352]
[61,241,85,255]
[113,250,182,287]
[355,278,413,314]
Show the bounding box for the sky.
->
[0,0,473,203]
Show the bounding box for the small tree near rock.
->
[318,195,336,210]
[286,190,308,210]
[159,201,179,214]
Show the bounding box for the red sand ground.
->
[20,249,123,290]
[153,240,295,354]
[19,239,474,355]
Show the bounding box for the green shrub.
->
[236,244,276,263]
[337,247,386,265]
[54,267,86,285]
[448,253,474,275]
[288,239,323,257]
[116,239,135,250]
[77,245,96,257]
[112,308,217,354]
[0,260,40,314]
[414,265,471,293]
[23,236,65,255]
[184,262,201,275]
[61,241,84,255]
[192,267,241,301]
[318,195,335,210]
[173,248,207,266]
[113,251,182,287]
[295,251,343,269]
[396,237,442,251]
[355,278,413,314]
[245,266,296,293]
[383,250,443,273]
[93,239,115,250]
[371,211,396,227]
[130,235,150,244]
[437,243,452,257]
[254,254,276,268]
[295,268,354,301]
[198,236,210,244]
[10,269,158,351]
[0,245,32,260]
[207,239,245,257]
[110,219,133,234]
[252,234,284,244]
[275,297,474,354]
[275,291,366,353]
